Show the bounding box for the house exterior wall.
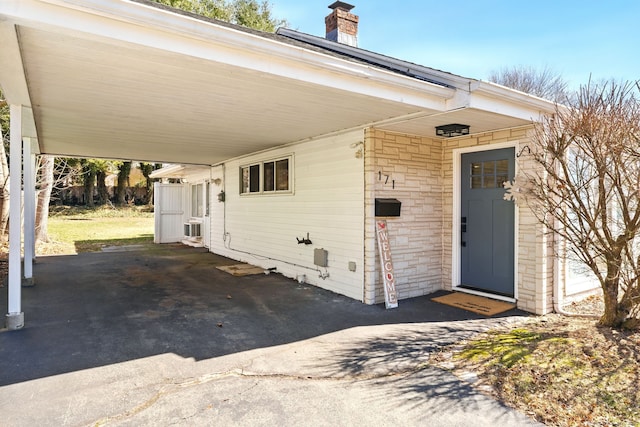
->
[208,130,366,301]
[363,126,557,315]
[207,125,554,312]
[157,127,581,315]
[363,128,444,304]
[560,248,601,301]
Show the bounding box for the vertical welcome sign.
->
[376,220,399,309]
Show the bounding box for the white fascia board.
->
[1,0,454,111]
[151,164,211,180]
[469,81,557,120]
[0,22,38,138]
[149,164,186,179]
[0,23,30,105]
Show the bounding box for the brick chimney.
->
[325,2,359,47]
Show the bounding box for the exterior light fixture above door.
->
[435,124,470,137]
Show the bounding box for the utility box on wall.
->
[314,248,328,267]
[375,198,401,217]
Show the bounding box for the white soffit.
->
[20,25,441,163]
[379,108,532,138]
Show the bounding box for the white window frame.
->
[240,155,293,196]
[205,181,211,217]
[191,183,204,218]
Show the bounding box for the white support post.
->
[23,137,35,286]
[30,145,37,262]
[6,104,24,330]
[154,182,161,244]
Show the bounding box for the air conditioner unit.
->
[184,222,202,238]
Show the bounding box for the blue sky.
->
[270,1,639,89]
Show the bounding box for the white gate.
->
[154,183,185,243]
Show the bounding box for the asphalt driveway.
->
[0,244,540,426]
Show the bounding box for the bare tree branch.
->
[488,65,569,103]
[518,79,640,327]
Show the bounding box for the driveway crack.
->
[90,362,433,425]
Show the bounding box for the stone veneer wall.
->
[364,126,554,314]
[364,128,443,304]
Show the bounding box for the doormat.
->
[432,292,516,316]
[217,264,265,277]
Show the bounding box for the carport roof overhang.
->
[0,0,556,165]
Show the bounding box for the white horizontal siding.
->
[209,130,366,301]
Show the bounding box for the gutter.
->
[471,81,557,114]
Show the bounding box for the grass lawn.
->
[435,314,640,426]
[41,206,154,254]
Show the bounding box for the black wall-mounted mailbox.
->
[375,198,402,217]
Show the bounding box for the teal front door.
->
[460,148,515,297]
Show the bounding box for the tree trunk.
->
[83,168,95,207]
[0,126,9,240]
[598,260,628,327]
[116,161,131,206]
[146,183,154,207]
[35,155,54,243]
[96,169,108,205]
[139,162,156,205]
